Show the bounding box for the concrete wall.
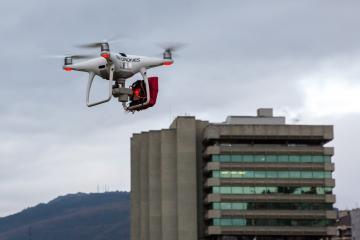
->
[148,131,161,240]
[131,117,204,240]
[131,134,141,240]
[160,129,178,240]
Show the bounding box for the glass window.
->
[324,187,333,194]
[220,187,231,194]
[220,202,231,210]
[221,219,232,226]
[325,172,332,178]
[266,171,278,178]
[278,155,289,162]
[254,155,266,162]
[279,171,289,178]
[243,155,253,162]
[213,187,220,193]
[289,171,301,178]
[213,219,221,225]
[313,156,323,163]
[230,171,238,178]
[267,187,277,193]
[232,155,242,162]
[313,172,325,178]
[254,171,266,178]
[212,155,219,162]
[289,156,300,163]
[255,187,267,194]
[266,155,277,162]
[213,203,220,209]
[220,155,231,162]
[316,187,325,195]
[301,155,312,163]
[301,172,313,178]
[324,156,331,163]
[212,171,220,178]
[243,187,253,194]
[220,171,231,178]
[233,218,247,226]
[233,202,247,210]
[244,171,254,178]
[232,187,243,194]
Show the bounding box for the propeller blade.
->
[42,54,97,59]
[158,42,187,52]
[75,35,128,49]
[76,42,103,49]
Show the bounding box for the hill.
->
[0,191,130,240]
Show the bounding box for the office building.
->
[131,108,336,240]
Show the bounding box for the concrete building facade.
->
[131,109,337,240]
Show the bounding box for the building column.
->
[131,134,141,240]
[161,129,178,240]
[140,133,149,240]
[148,131,162,240]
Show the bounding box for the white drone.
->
[60,41,181,112]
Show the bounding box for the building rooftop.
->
[225,108,286,125]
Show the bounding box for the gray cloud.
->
[1,0,360,216]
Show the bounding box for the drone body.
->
[62,42,176,111]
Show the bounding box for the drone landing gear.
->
[86,65,114,107]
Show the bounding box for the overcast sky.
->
[1,0,360,217]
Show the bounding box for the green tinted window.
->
[313,156,323,163]
[212,187,220,193]
[212,171,220,178]
[313,172,325,178]
[289,171,301,178]
[278,155,288,162]
[301,155,312,163]
[220,187,231,194]
[244,171,254,178]
[325,187,332,194]
[267,171,277,178]
[233,218,247,226]
[266,155,277,162]
[324,156,331,163]
[213,186,330,195]
[243,155,253,162]
[254,171,266,178]
[289,156,300,163]
[279,171,289,178]
[254,155,266,162]
[232,187,243,194]
[212,155,219,162]
[213,202,220,209]
[220,202,232,209]
[232,155,242,162]
[301,172,313,178]
[220,155,231,162]
[325,172,332,178]
[220,171,231,178]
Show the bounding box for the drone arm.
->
[86,65,114,107]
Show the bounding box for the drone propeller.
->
[43,54,97,60]
[157,42,187,60]
[158,42,187,52]
[76,35,128,49]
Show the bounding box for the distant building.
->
[333,210,352,240]
[131,108,336,240]
[351,209,360,240]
